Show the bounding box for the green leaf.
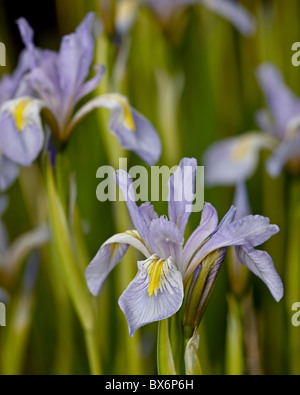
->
[184,331,202,375]
[45,157,94,331]
[157,319,177,375]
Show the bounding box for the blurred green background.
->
[0,0,299,375]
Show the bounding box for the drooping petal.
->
[85,231,151,296]
[236,244,284,302]
[69,93,162,166]
[149,216,184,269]
[204,133,276,186]
[0,97,45,166]
[183,203,219,272]
[185,213,280,281]
[256,63,300,139]
[119,256,184,337]
[168,157,197,234]
[0,153,19,192]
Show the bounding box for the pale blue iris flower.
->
[143,0,256,36]
[0,45,34,191]
[86,158,283,337]
[0,13,161,170]
[204,63,300,186]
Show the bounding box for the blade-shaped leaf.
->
[185,330,202,375]
[157,319,177,375]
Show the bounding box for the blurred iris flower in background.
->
[204,63,300,188]
[0,12,161,179]
[143,0,256,36]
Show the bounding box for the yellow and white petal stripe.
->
[0,97,46,167]
[118,254,184,337]
[69,93,136,134]
[69,93,162,166]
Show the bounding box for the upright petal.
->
[73,65,105,104]
[149,216,184,270]
[0,97,45,166]
[168,157,197,234]
[16,18,35,57]
[119,255,184,337]
[204,133,276,186]
[256,63,300,139]
[139,202,159,227]
[183,203,219,271]
[57,13,95,113]
[236,244,284,302]
[86,231,151,296]
[0,153,19,191]
[69,93,162,166]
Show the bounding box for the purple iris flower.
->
[0,13,161,169]
[86,158,283,337]
[256,63,300,177]
[143,0,256,36]
[204,63,300,186]
[0,46,33,191]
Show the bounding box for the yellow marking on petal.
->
[144,256,171,297]
[148,259,165,297]
[119,97,135,132]
[13,98,33,131]
[231,134,258,162]
[125,230,143,243]
[108,94,136,132]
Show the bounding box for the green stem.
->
[85,329,102,376]
[45,158,102,375]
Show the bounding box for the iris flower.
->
[0,45,33,191]
[204,63,300,186]
[86,158,283,337]
[0,13,161,169]
[143,0,256,36]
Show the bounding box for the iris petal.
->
[0,98,45,167]
[119,256,184,337]
[236,244,284,302]
[168,157,197,234]
[85,231,151,296]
